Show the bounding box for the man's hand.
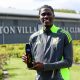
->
[22,55,44,70]
[32,62,44,70]
[22,54,28,64]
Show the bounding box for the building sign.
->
[0,26,37,34]
[0,19,80,44]
[0,26,80,35]
[62,27,80,33]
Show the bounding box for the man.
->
[22,5,73,80]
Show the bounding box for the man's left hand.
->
[31,62,44,70]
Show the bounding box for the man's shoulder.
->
[52,25,72,43]
[60,28,71,36]
[59,28,72,43]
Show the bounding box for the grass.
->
[4,58,36,80]
[70,64,80,80]
[4,58,80,80]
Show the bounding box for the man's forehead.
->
[40,8,52,13]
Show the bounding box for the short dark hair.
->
[39,5,54,15]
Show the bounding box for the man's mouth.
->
[44,19,50,23]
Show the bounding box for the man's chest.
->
[31,34,64,62]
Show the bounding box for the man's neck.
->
[43,24,53,31]
[43,25,53,34]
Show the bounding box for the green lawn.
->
[5,58,36,80]
[70,64,80,80]
[4,58,80,80]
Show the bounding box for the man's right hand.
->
[22,54,28,64]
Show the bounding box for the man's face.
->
[39,8,54,28]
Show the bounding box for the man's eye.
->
[41,13,46,16]
[47,13,52,15]
[41,13,52,16]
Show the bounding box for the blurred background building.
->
[0,8,80,44]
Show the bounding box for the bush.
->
[73,41,80,63]
[75,56,79,63]
[0,54,9,69]
[0,69,3,79]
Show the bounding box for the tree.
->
[54,9,76,14]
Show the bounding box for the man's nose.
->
[44,14,49,18]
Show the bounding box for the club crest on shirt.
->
[52,37,61,49]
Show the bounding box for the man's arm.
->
[43,42,73,71]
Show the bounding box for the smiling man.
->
[22,5,73,80]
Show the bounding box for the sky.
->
[0,0,80,11]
